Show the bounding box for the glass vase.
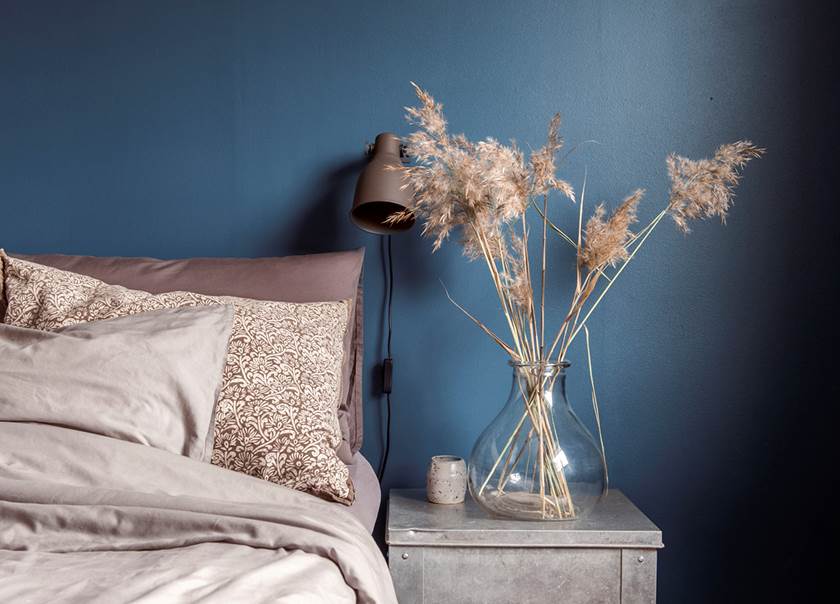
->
[468,361,607,520]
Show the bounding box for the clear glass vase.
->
[468,361,607,520]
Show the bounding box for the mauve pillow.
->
[0,269,5,321]
[5,249,365,462]
[0,305,233,460]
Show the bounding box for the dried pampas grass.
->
[398,83,763,366]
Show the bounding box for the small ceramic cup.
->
[426,455,467,504]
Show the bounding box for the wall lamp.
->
[350,132,415,234]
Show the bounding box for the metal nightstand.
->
[386,489,663,603]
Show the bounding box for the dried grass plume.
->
[580,189,644,270]
[667,141,765,232]
[393,83,575,257]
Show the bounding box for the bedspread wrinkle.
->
[0,422,396,604]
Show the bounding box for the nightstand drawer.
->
[389,546,656,604]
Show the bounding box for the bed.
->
[0,249,395,603]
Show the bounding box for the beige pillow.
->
[1,251,354,504]
[0,306,233,460]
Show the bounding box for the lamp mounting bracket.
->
[365,141,410,163]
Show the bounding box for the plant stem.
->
[484,370,576,519]
[531,201,577,247]
[477,407,530,495]
[498,428,533,492]
[584,325,609,489]
[472,225,526,359]
[520,215,538,361]
[540,194,548,355]
[442,285,516,356]
[562,209,667,356]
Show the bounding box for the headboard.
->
[7,249,366,461]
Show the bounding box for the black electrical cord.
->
[378,235,394,481]
[387,235,394,357]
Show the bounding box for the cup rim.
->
[431,455,464,463]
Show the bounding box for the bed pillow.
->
[1,252,354,504]
[4,249,366,462]
[0,262,5,322]
[0,305,233,460]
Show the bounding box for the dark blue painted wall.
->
[2,1,834,600]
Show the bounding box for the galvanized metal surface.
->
[387,489,662,603]
[389,545,622,604]
[387,489,663,549]
[389,545,424,604]
[621,548,658,604]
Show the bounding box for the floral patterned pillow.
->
[0,251,354,504]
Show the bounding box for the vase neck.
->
[510,361,568,380]
[510,362,568,401]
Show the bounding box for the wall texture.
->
[1,1,834,600]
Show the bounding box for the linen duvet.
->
[0,421,396,603]
[0,256,395,602]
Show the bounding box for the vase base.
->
[472,489,583,521]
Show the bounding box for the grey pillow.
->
[0,305,233,460]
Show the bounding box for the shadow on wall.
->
[262,155,438,290]
[276,157,368,256]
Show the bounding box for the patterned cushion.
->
[0,251,354,504]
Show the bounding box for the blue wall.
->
[2,1,833,600]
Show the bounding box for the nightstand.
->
[386,489,663,604]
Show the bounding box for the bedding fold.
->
[0,423,395,603]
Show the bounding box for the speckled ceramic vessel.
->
[426,455,467,504]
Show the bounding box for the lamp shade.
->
[350,132,415,234]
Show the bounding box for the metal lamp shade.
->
[351,132,415,234]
